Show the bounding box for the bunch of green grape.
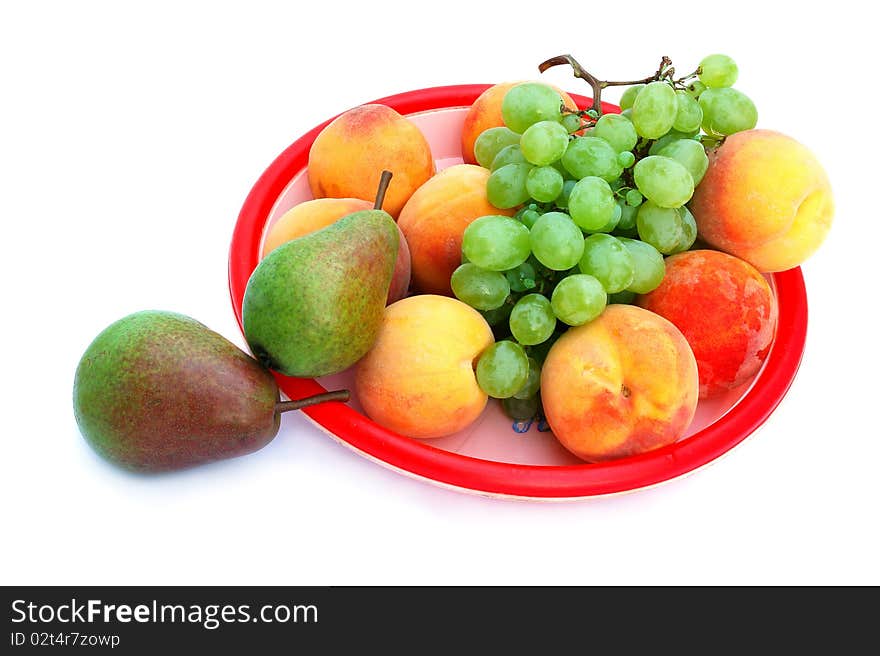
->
[453,54,757,422]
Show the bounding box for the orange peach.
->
[636,250,777,398]
[541,304,698,463]
[460,81,579,164]
[397,164,514,296]
[354,295,494,439]
[308,104,435,218]
[689,129,834,272]
[262,198,412,304]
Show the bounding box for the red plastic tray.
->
[228,84,808,499]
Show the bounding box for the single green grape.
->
[515,205,542,229]
[474,127,521,168]
[631,81,677,139]
[501,83,565,133]
[699,54,739,88]
[509,293,556,346]
[490,144,527,171]
[513,357,542,400]
[561,136,623,182]
[619,84,644,111]
[526,165,564,203]
[561,112,583,134]
[550,274,607,326]
[501,395,540,421]
[590,113,639,153]
[699,87,758,137]
[505,260,538,292]
[567,176,616,231]
[657,138,709,186]
[672,91,703,134]
[685,80,707,98]
[648,130,699,156]
[617,151,636,168]
[520,120,570,166]
[619,237,665,294]
[633,155,694,208]
[486,163,533,209]
[555,179,578,210]
[578,233,636,293]
[636,201,685,254]
[461,215,531,271]
[475,340,530,399]
[625,188,643,207]
[529,211,585,271]
[450,263,511,311]
[616,200,639,233]
[669,205,697,254]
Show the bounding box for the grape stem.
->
[538,55,680,116]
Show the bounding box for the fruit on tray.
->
[689,129,833,272]
[460,81,578,165]
[636,250,777,398]
[397,164,514,295]
[308,104,434,218]
[354,295,494,439]
[540,304,699,462]
[73,311,347,471]
[262,197,412,304]
[243,174,399,377]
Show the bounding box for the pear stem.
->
[373,170,393,210]
[275,389,350,414]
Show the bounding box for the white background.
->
[2,1,877,586]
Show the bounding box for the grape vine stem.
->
[538,55,674,116]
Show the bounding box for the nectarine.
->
[636,250,777,398]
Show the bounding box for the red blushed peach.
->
[308,104,435,218]
[397,164,514,296]
[262,198,412,304]
[541,304,699,463]
[636,249,777,398]
[354,295,494,439]
[460,82,579,164]
[689,129,834,272]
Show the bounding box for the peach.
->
[636,250,777,398]
[689,129,834,272]
[354,295,494,439]
[460,82,580,164]
[262,198,412,304]
[308,104,435,218]
[540,304,698,463]
[397,164,514,296]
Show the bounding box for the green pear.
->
[242,172,399,377]
[73,310,347,472]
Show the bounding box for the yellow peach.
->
[689,129,834,272]
[354,295,494,439]
[540,304,699,462]
[397,164,514,296]
[308,104,435,218]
